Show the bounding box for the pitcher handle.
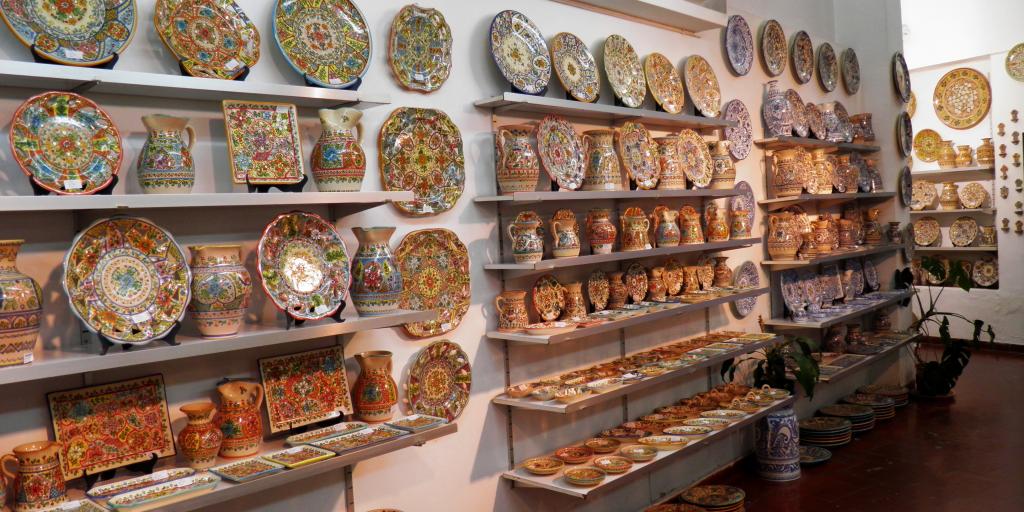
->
[497,128,511,171]
[184,125,196,151]
[354,122,362,144]
[253,384,264,410]
[1,453,16,482]
[494,295,505,316]
[506,222,516,243]
[581,134,592,163]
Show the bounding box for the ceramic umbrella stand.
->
[754,407,801,481]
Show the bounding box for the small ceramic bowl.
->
[555,445,594,465]
[531,386,558,401]
[593,455,633,474]
[638,435,689,450]
[555,386,591,403]
[584,437,620,454]
[700,409,748,421]
[522,456,564,476]
[505,383,533,398]
[586,378,622,393]
[563,466,606,487]
[662,425,712,436]
[619,444,658,462]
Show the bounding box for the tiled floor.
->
[705,348,1024,511]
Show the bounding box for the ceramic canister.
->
[586,208,617,254]
[177,402,223,469]
[0,240,42,367]
[754,407,801,482]
[353,351,398,422]
[312,107,366,192]
[495,290,529,332]
[137,114,195,194]
[188,245,251,338]
[496,124,540,193]
[1,441,66,512]
[350,227,403,315]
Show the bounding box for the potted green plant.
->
[722,336,820,398]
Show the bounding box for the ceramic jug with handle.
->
[353,351,398,422]
[581,130,623,191]
[137,115,195,194]
[561,282,587,321]
[653,208,680,247]
[508,215,544,263]
[708,140,736,189]
[496,124,540,193]
[312,107,366,192]
[586,209,617,254]
[350,227,402,316]
[608,271,627,309]
[550,217,581,259]
[679,208,704,245]
[762,81,792,137]
[495,290,529,332]
[767,213,801,260]
[1,441,65,512]
[620,214,651,252]
[178,402,223,469]
[771,149,805,197]
[654,136,686,190]
[215,380,264,458]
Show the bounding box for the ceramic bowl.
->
[662,425,713,436]
[555,445,594,464]
[700,409,748,421]
[682,418,731,430]
[506,383,534,398]
[584,437,620,454]
[563,466,607,486]
[586,377,622,393]
[525,321,577,335]
[555,386,592,403]
[522,456,564,475]
[619,444,658,462]
[593,455,633,474]
[531,386,558,401]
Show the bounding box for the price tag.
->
[131,311,151,323]
[23,353,33,364]
[225,59,241,70]
[63,49,84,60]
[440,323,452,332]
[313,304,331,315]
[63,179,83,191]
[328,77,342,85]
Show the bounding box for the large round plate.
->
[786,89,808,138]
[724,15,753,76]
[899,166,913,207]
[722,99,752,160]
[644,52,685,114]
[407,340,471,421]
[896,112,913,157]
[604,34,646,108]
[845,259,864,297]
[616,121,659,189]
[63,216,190,345]
[258,212,350,321]
[489,10,550,95]
[532,274,565,321]
[0,0,136,66]
[10,91,122,195]
[818,42,838,92]
[155,0,260,80]
[913,217,940,246]
[911,181,935,211]
[681,485,745,508]
[396,229,470,338]
[379,107,465,216]
[1007,43,1024,82]
[678,129,713,188]
[892,52,912,102]
[913,129,942,162]
[732,261,759,317]
[908,91,917,117]
[275,0,371,89]
[537,115,585,190]
[388,4,451,92]
[684,55,721,117]
[550,32,599,103]
[731,181,755,227]
[841,48,861,94]
[972,257,998,287]
[806,102,826,140]
[780,270,803,313]
[791,30,813,84]
[958,182,987,209]
[760,19,786,77]
[933,67,991,129]
[949,217,978,247]
[625,263,648,303]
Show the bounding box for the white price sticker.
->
[63,49,84,60]
[313,304,331,315]
[23,353,33,364]
[63,179,83,191]
[225,59,241,70]
[328,77,342,85]
[441,323,452,331]
[131,311,151,323]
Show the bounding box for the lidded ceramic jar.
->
[0,240,41,368]
[762,81,792,137]
[581,130,623,191]
[771,149,805,197]
[939,182,961,210]
[312,107,366,192]
[708,140,736,190]
[586,209,617,254]
[178,402,223,469]
[495,290,529,332]
[976,138,995,166]
[955,145,973,168]
[607,271,627,309]
[767,213,801,260]
[654,136,686,190]
[188,245,251,338]
[937,140,956,169]
[496,124,540,193]
[350,227,403,315]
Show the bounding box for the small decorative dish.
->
[210,458,285,483]
[555,386,592,403]
[38,500,109,512]
[106,474,221,510]
[619,444,658,462]
[593,455,633,474]
[524,321,577,336]
[531,386,558,401]
[88,468,195,503]
[385,414,448,433]
[700,409,748,420]
[522,456,564,476]
[662,425,713,436]
[586,378,622,393]
[310,425,408,454]
[563,466,607,487]
[285,422,368,446]
[584,437,621,454]
[555,445,594,464]
[262,445,335,469]
[682,418,731,430]
[505,383,535,399]
[638,435,689,450]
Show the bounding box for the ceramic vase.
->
[838,219,857,249]
[712,257,732,288]
[586,209,617,254]
[561,282,587,321]
[708,141,736,189]
[771,149,805,197]
[679,209,704,245]
[495,290,529,332]
[824,326,846,353]
[706,208,731,242]
[937,140,956,169]
[731,211,752,239]
[683,266,700,293]
[812,149,834,194]
[939,182,960,210]
[353,351,398,422]
[762,81,792,137]
[0,241,41,368]
[550,217,581,259]
[654,136,686,190]
[1,441,65,512]
[508,216,544,263]
[581,130,623,191]
[955,145,973,168]
[888,222,903,243]
[350,227,402,316]
[863,208,882,245]
[178,402,223,469]
[312,107,366,192]
[608,272,627,309]
[653,209,680,247]
[814,216,834,255]
[647,267,667,302]
[215,381,263,458]
[137,115,195,194]
[754,407,801,482]
[767,213,801,260]
[620,214,651,251]
[976,138,995,166]
[496,124,540,193]
[188,245,251,338]
[980,225,997,246]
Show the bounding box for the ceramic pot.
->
[838,219,857,249]
[137,114,195,194]
[850,113,874,142]
[762,81,792,137]
[581,130,623,191]
[496,124,540,193]
[730,211,752,239]
[863,208,882,245]
[508,217,544,263]
[767,213,800,260]
[708,141,736,190]
[937,140,956,169]
[888,222,904,243]
[1,441,65,512]
[188,245,251,338]
[846,324,865,345]
[550,217,581,259]
[350,227,402,315]
[353,351,398,422]
[799,232,816,259]
[681,266,699,293]
[875,313,892,332]
[608,272,627,309]
[495,290,529,332]
[811,149,833,194]
[620,214,651,252]
[561,282,587,321]
[814,217,834,255]
[0,240,41,368]
[955,145,973,168]
[679,209,704,245]
[178,402,223,469]
[980,225,997,246]
[976,138,995,166]
[771,149,804,197]
[312,107,366,192]
[215,381,263,458]
[586,209,617,254]
[654,136,686,190]
[824,325,846,353]
[653,209,680,247]
[939,182,960,210]
[647,267,667,302]
[754,407,800,482]
[712,257,732,288]
[706,208,731,242]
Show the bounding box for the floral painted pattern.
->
[550,32,599,102]
[616,121,659,189]
[379,107,465,216]
[489,10,550,94]
[155,0,260,80]
[259,346,353,433]
[603,34,645,108]
[406,340,471,421]
[389,4,451,92]
[275,0,370,88]
[791,31,814,84]
[0,0,135,65]
[842,48,861,94]
[223,100,305,185]
[210,458,283,482]
[933,67,991,129]
[537,115,584,190]
[395,229,470,338]
[722,99,752,160]
[760,20,786,77]
[644,52,685,114]
[725,15,753,76]
[684,55,721,117]
[818,42,839,92]
[531,274,565,322]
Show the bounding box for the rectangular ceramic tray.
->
[106,474,221,510]
[209,458,285,483]
[87,468,195,502]
[385,414,448,433]
[40,500,109,512]
[284,421,369,446]
[310,425,408,455]
[261,445,335,469]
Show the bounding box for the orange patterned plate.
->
[406,340,471,421]
[395,229,470,337]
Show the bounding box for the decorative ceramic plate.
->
[908,91,917,116]
[786,89,808,137]
[684,55,721,117]
[10,92,122,195]
[800,446,833,465]
[395,228,470,337]
[725,15,753,76]
[88,468,195,501]
[841,48,861,94]
[644,52,685,114]
[913,217,940,246]
[263,445,335,468]
[285,421,368,446]
[531,274,565,321]
[48,375,175,478]
[223,100,304,185]
[386,414,447,433]
[550,32,599,103]
[791,30,814,83]
[587,270,609,311]
[818,42,838,92]
[39,500,108,512]
[760,19,786,76]
[913,129,942,162]
[863,259,880,291]
[625,263,648,303]
[210,458,284,483]
[678,129,713,188]
[155,0,260,80]
[780,270,803,313]
[310,425,407,454]
[616,121,659,189]
[379,107,465,216]
[259,346,353,433]
[933,67,991,129]
[537,115,585,190]
[730,180,756,227]
[603,34,646,108]
[732,261,759,317]
[806,102,826,140]
[950,217,978,247]
[106,474,220,509]
[258,211,350,320]
[275,0,370,89]
[388,4,451,92]
[664,259,683,296]
[892,51,912,102]
[0,0,135,66]
[681,485,745,508]
[899,166,913,206]
[63,217,189,344]
[489,10,550,94]
[1007,43,1024,82]
[896,111,913,157]
[722,99,752,160]
[958,182,987,209]
[407,340,471,421]
[903,223,916,261]
[972,257,998,287]
[845,259,864,297]
[911,181,935,211]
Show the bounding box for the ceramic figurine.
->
[771,149,805,197]
[939,182,961,210]
[767,213,801,260]
[653,208,681,247]
[586,209,617,254]
[561,282,587,321]
[178,402,223,469]
[508,212,544,263]
[495,290,529,332]
[496,124,540,193]
[215,381,264,458]
[137,115,195,194]
[312,107,366,192]
[1,441,66,512]
[608,272,627,309]
[754,408,800,482]
[955,145,974,168]
[620,211,651,251]
[550,211,581,258]
[708,141,736,189]
[353,351,398,422]
[654,136,686,190]
[647,267,667,302]
[351,227,403,315]
[977,138,995,166]
[938,140,956,169]
[713,257,733,287]
[188,245,251,338]
[581,130,623,191]
[762,81,792,137]
[0,240,42,367]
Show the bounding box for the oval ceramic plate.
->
[550,32,600,103]
[896,111,913,157]
[0,0,136,66]
[155,0,260,80]
[258,211,350,321]
[760,19,786,76]
[379,107,465,216]
[616,121,659,189]
[275,0,371,89]
[908,91,917,117]
[106,474,221,509]
[732,261,759,317]
[841,48,861,94]
[1007,43,1024,82]
[531,274,565,321]
[899,166,913,207]
[791,30,813,84]
[724,15,753,76]
[395,229,470,337]
[913,217,940,246]
[806,102,826,140]
[625,263,648,303]
[489,10,549,94]
[604,34,646,108]
[63,216,190,345]
[892,51,912,102]
[644,52,685,114]
[587,270,609,310]
[406,340,471,421]
[913,129,942,162]
[388,4,451,92]
[722,99,752,160]
[933,67,991,129]
[863,259,879,291]
[818,42,838,92]
[786,89,808,138]
[678,129,713,188]
[684,55,722,118]
[10,91,122,195]
[950,217,978,247]
[537,115,585,190]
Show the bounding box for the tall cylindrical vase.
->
[0,240,42,367]
[350,227,402,316]
[353,351,398,422]
[188,245,251,338]
[755,407,801,481]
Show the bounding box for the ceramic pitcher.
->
[353,351,398,422]
[653,209,680,247]
[1,441,65,512]
[312,107,366,192]
[938,140,956,168]
[679,208,704,245]
[706,206,731,242]
[771,149,805,197]
[496,124,540,193]
[754,408,801,482]
[654,136,686,190]
[815,216,835,254]
[620,214,651,251]
[178,402,223,469]
[608,271,627,309]
[581,130,623,191]
[215,381,263,458]
[955,145,973,168]
[0,240,42,368]
[508,215,544,263]
[838,219,857,249]
[550,216,581,259]
[561,282,587,321]
[767,213,800,260]
[647,267,667,302]
[586,209,617,254]
[188,245,251,338]
[811,149,834,194]
[495,290,529,332]
[976,137,995,166]
[730,211,751,239]
[708,141,736,190]
[762,81,792,137]
[137,114,195,194]
[712,257,732,287]
[350,227,402,316]
[939,182,960,210]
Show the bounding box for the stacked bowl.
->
[679,485,746,512]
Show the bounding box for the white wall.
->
[901,0,1023,70]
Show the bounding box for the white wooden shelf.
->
[0,58,389,108]
[475,189,736,204]
[763,290,915,330]
[755,136,881,153]
[815,333,918,383]
[912,166,995,182]
[551,0,727,34]
[909,208,995,216]
[758,192,896,212]
[915,246,998,253]
[761,244,902,271]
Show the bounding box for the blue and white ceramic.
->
[755,407,801,481]
[724,15,753,76]
[489,10,550,95]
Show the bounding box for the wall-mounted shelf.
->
[551,0,727,34]
[909,208,995,216]
[755,136,881,153]
[816,333,919,383]
[758,192,896,211]
[475,189,736,205]
[915,246,998,253]
[760,244,902,270]
[762,290,915,330]
[912,166,995,182]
